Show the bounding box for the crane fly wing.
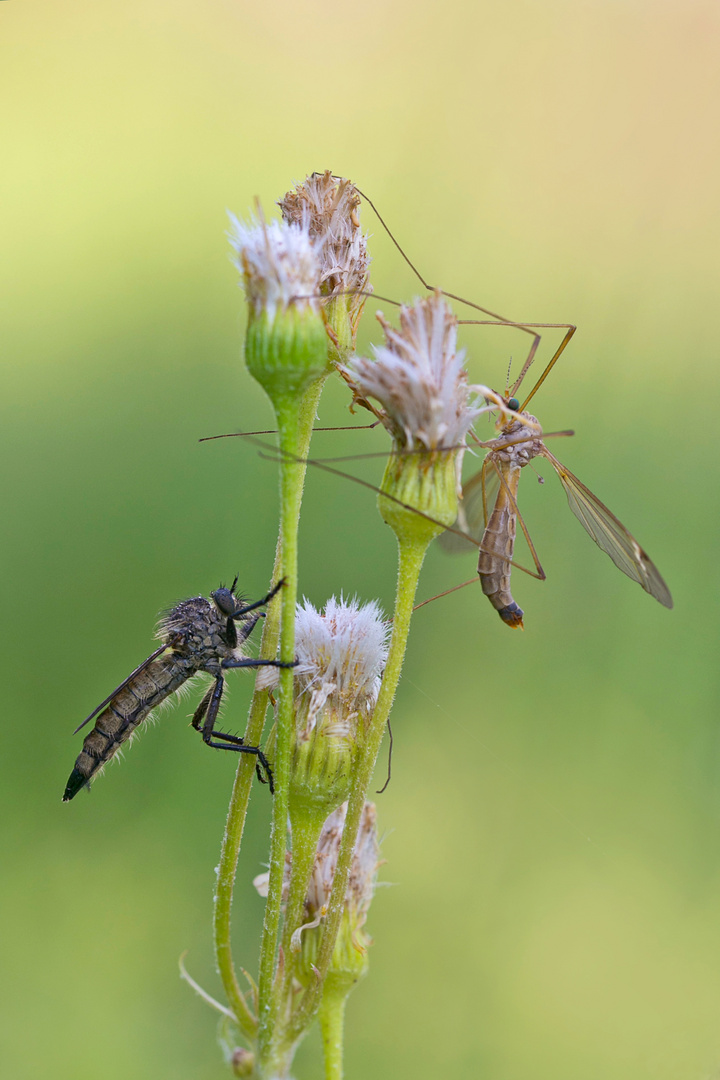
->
[437,459,500,553]
[540,447,673,608]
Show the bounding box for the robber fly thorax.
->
[63,579,292,802]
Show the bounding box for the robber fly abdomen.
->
[63,579,292,802]
[63,655,191,801]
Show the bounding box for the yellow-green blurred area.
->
[2,0,719,1077]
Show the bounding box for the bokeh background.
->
[2,1,719,1078]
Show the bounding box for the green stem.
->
[213,377,325,1040]
[288,534,429,1039]
[319,991,347,1080]
[256,393,308,1070]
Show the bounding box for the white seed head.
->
[279,171,371,303]
[294,596,389,739]
[344,292,484,453]
[227,214,321,324]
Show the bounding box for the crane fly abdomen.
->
[477,462,524,628]
[63,654,193,801]
[476,413,545,628]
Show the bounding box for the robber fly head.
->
[211,575,240,617]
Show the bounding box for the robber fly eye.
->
[211,588,237,616]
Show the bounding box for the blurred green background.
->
[2,1,719,1077]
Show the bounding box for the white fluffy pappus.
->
[343,292,491,454]
[293,595,389,723]
[227,215,322,324]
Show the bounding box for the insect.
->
[210,178,672,625]
[439,362,673,626]
[333,178,674,625]
[62,579,292,802]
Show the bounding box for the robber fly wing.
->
[438,459,500,553]
[72,644,171,735]
[540,447,673,608]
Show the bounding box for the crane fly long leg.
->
[199,422,380,444]
[376,717,394,794]
[330,174,583,389]
[516,325,576,411]
[72,644,170,735]
[457,318,577,410]
[489,457,546,582]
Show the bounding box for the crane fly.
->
[210,175,672,625]
[437,339,673,626]
[63,579,293,802]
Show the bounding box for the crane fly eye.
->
[507,397,520,412]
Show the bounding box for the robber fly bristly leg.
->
[191,683,215,732]
[232,579,286,619]
[197,674,275,792]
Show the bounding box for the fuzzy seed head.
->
[344,291,484,453]
[294,595,389,736]
[228,214,322,325]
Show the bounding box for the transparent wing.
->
[438,459,500,553]
[541,447,673,608]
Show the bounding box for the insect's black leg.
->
[199,674,275,793]
[191,683,215,731]
[234,612,262,647]
[224,612,264,651]
[231,579,286,620]
[221,657,297,670]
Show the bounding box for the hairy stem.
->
[319,991,347,1080]
[213,377,324,1040]
[288,534,428,1038]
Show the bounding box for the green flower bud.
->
[228,215,330,408]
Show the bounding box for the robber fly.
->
[62,579,292,801]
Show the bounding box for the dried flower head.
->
[343,292,491,544]
[280,171,371,363]
[227,214,329,404]
[296,801,380,990]
[303,801,378,927]
[254,802,381,987]
[345,291,485,453]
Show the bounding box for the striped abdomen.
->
[477,463,524,628]
[63,654,192,801]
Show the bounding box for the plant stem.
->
[288,534,429,1039]
[213,377,324,1040]
[319,991,347,1080]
